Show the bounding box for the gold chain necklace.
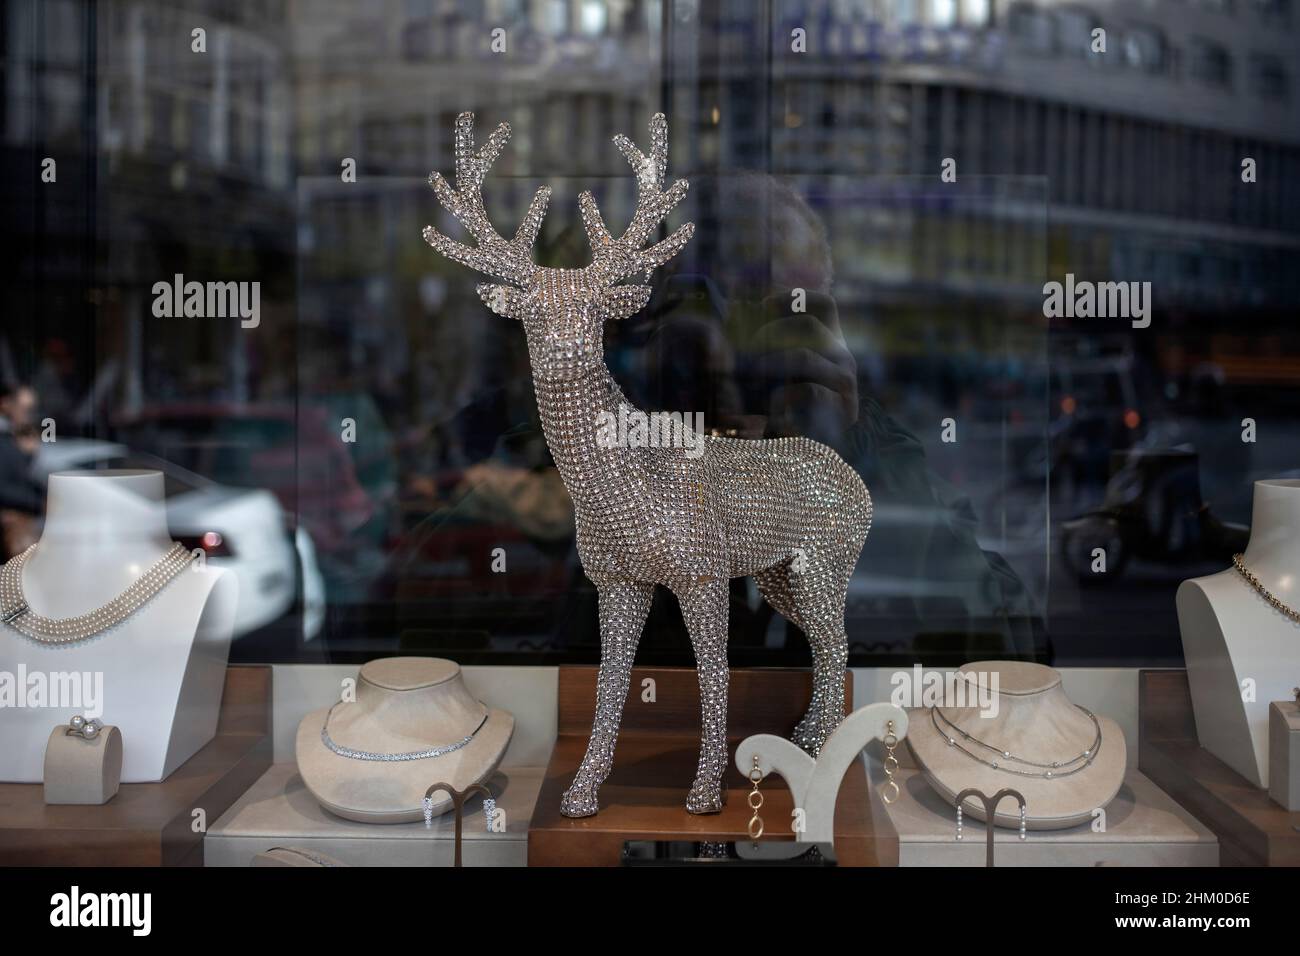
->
[1232,553,1300,624]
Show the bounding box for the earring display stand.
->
[0,666,270,866]
[954,789,1025,867]
[527,666,893,867]
[735,702,908,845]
[1139,669,1300,866]
[424,781,493,867]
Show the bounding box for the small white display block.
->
[205,763,542,867]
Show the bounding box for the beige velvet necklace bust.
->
[907,661,1126,829]
[296,658,513,824]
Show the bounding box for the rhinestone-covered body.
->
[423,112,872,818]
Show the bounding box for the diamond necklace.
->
[930,705,1102,779]
[0,542,192,644]
[320,701,488,762]
[1232,554,1300,623]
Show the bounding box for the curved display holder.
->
[1178,478,1300,788]
[43,722,123,805]
[0,471,236,783]
[735,701,908,850]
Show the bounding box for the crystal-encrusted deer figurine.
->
[423,112,872,817]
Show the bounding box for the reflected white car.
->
[33,439,325,641]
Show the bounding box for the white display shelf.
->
[871,755,1218,867]
[205,763,544,867]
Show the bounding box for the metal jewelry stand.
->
[954,788,1027,868]
[423,781,493,868]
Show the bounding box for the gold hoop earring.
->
[747,754,765,841]
[882,720,900,805]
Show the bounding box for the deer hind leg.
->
[755,560,823,751]
[785,546,855,756]
[674,576,730,814]
[560,579,654,818]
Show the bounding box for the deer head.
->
[423,112,694,381]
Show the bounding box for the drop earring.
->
[955,800,963,841]
[747,754,764,841]
[882,719,901,804]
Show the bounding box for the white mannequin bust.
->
[0,470,237,782]
[1177,479,1300,788]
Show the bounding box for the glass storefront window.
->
[3,0,1297,677]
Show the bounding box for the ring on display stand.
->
[65,716,103,741]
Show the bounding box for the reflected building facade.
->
[3,0,1297,664]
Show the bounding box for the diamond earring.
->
[422,795,433,827]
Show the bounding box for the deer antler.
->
[422,112,550,285]
[580,113,694,284]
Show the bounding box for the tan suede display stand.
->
[907,661,1126,829]
[296,658,513,824]
[42,724,122,805]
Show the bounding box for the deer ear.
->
[605,285,652,320]
[477,283,517,318]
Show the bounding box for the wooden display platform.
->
[0,665,271,866]
[528,666,895,866]
[1138,669,1300,866]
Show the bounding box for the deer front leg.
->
[676,576,730,814]
[560,579,654,818]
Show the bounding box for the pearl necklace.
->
[930,705,1102,779]
[0,542,192,644]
